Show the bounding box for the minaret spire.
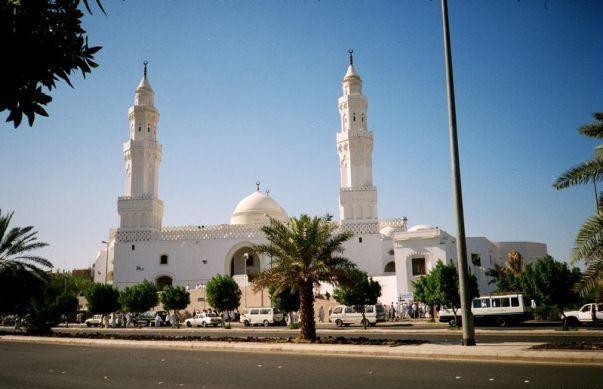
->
[143,60,148,78]
[348,49,354,66]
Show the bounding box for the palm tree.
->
[506,251,523,276]
[553,112,603,297]
[0,209,52,314]
[0,209,52,275]
[252,214,355,341]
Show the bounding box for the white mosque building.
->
[92,54,547,303]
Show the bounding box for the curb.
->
[2,336,602,365]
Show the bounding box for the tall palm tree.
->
[507,251,523,276]
[553,112,603,297]
[252,214,355,341]
[0,209,52,275]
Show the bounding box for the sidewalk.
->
[2,335,601,365]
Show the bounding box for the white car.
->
[184,313,221,327]
[85,314,103,327]
[562,303,603,326]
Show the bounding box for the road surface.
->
[0,342,601,389]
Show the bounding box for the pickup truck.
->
[562,303,603,326]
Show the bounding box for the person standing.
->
[154,312,163,327]
[318,306,325,323]
[328,306,333,323]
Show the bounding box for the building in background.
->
[91,55,547,304]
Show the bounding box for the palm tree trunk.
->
[299,280,316,341]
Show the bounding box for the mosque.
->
[92,54,547,303]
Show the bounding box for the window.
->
[345,306,355,313]
[471,253,481,267]
[358,237,363,243]
[353,113,356,122]
[492,298,501,308]
[333,307,342,314]
[598,304,603,312]
[479,299,491,308]
[131,244,135,251]
[511,297,519,307]
[472,299,481,309]
[147,125,150,132]
[250,309,259,315]
[384,261,395,273]
[501,298,510,307]
[160,255,168,265]
[361,114,364,122]
[138,126,141,132]
[411,258,426,276]
[365,306,374,313]
[260,308,270,315]
[246,255,254,267]
[581,305,591,313]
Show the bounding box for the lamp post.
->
[243,253,249,308]
[440,0,475,346]
[594,145,602,213]
[102,240,109,284]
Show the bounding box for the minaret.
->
[337,50,378,224]
[117,61,164,232]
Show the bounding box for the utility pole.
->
[440,0,475,346]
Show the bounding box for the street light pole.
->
[102,240,109,284]
[243,253,249,308]
[440,0,475,346]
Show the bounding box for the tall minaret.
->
[337,50,378,224]
[117,61,164,232]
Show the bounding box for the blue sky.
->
[1,0,602,269]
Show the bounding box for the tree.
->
[119,280,159,314]
[519,256,581,318]
[159,285,190,312]
[484,251,524,293]
[412,260,479,327]
[25,288,78,334]
[205,274,241,327]
[0,0,104,127]
[268,285,300,327]
[0,209,52,315]
[333,268,381,329]
[84,283,120,315]
[553,112,603,299]
[252,214,355,341]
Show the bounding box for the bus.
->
[438,294,531,327]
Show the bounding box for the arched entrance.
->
[229,247,260,279]
[156,275,173,291]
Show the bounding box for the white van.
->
[439,294,531,327]
[330,304,386,327]
[240,307,285,327]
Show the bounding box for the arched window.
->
[160,254,168,265]
[361,114,364,122]
[138,126,141,132]
[353,113,356,122]
[384,261,396,273]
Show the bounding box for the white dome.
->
[230,191,288,225]
[380,226,397,238]
[407,224,433,232]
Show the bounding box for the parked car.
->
[1,315,17,326]
[562,303,603,326]
[439,294,531,327]
[330,304,386,327]
[184,313,221,327]
[136,311,169,327]
[240,307,285,326]
[85,314,103,327]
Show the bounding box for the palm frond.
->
[577,112,603,139]
[573,256,602,297]
[553,157,603,190]
[570,213,603,263]
[0,209,51,270]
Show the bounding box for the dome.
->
[407,224,433,232]
[230,190,288,225]
[379,226,397,238]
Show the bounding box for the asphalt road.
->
[39,326,603,345]
[1,342,601,389]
